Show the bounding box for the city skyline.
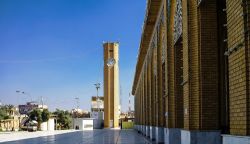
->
[0,0,146,111]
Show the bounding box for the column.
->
[181,0,221,144]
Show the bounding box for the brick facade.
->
[226,0,250,135]
[133,0,250,139]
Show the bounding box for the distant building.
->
[90,96,104,121]
[0,105,21,131]
[90,96,104,129]
[127,111,134,119]
[18,101,48,115]
[0,119,19,131]
[91,96,104,112]
[71,108,89,114]
[71,109,90,118]
[119,111,134,121]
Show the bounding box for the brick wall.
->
[245,0,250,136]
[226,0,249,135]
[182,0,200,130]
[133,0,250,137]
[182,0,220,130]
[158,20,165,127]
[167,0,176,128]
[174,40,184,128]
[147,57,152,126]
[151,49,156,126]
[198,0,219,130]
[182,0,190,130]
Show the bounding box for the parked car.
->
[27,120,38,132]
[27,125,37,132]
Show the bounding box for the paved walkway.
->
[0,130,76,143]
[0,129,151,144]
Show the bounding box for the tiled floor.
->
[1,129,151,144]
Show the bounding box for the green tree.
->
[3,105,14,115]
[41,109,50,122]
[53,109,72,130]
[0,109,10,120]
[28,109,42,129]
[0,105,13,120]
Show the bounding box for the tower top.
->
[102,41,119,45]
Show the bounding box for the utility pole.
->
[40,96,44,109]
[75,97,79,109]
[75,97,79,118]
[94,83,101,112]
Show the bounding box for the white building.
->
[40,118,55,131]
[91,96,104,112]
[72,118,94,130]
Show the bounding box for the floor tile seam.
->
[133,130,152,144]
[77,130,105,144]
[115,130,121,144]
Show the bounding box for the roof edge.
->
[132,0,162,95]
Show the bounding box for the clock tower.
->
[103,42,120,128]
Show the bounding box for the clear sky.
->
[0,0,146,112]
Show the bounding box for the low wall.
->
[122,122,134,129]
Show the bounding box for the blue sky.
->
[0,0,146,112]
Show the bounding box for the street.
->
[0,129,151,144]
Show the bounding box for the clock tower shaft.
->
[103,42,120,128]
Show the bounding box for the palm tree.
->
[0,105,14,119]
[4,105,14,117]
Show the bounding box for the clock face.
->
[107,58,116,67]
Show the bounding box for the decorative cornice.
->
[197,0,204,6]
[174,0,183,44]
[132,0,162,95]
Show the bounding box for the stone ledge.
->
[222,134,250,144]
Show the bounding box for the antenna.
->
[94,83,101,111]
